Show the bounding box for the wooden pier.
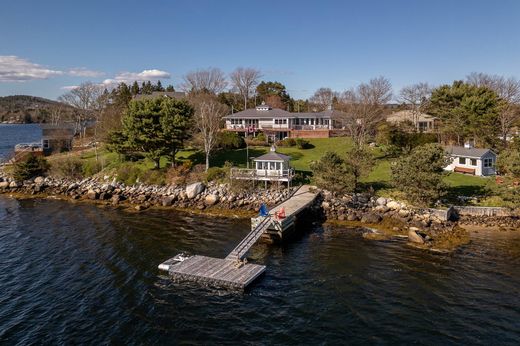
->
[158,185,318,290]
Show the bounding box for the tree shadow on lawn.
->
[445,185,489,205]
[186,148,269,168]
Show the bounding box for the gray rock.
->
[398,209,410,217]
[0,181,9,188]
[347,213,359,221]
[86,189,98,200]
[9,181,20,188]
[186,182,205,199]
[376,197,387,206]
[387,200,401,210]
[161,195,176,206]
[34,176,45,184]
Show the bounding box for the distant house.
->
[223,103,338,140]
[133,91,186,101]
[230,146,295,184]
[40,124,75,155]
[386,110,438,132]
[444,145,497,176]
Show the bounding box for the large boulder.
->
[387,200,401,210]
[408,228,425,244]
[0,181,9,189]
[34,176,45,184]
[376,197,387,206]
[361,213,382,224]
[186,182,205,199]
[204,194,219,206]
[161,195,176,206]
[86,189,98,200]
[9,181,20,188]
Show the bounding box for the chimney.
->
[464,141,473,149]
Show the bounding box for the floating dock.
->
[159,185,318,290]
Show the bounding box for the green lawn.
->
[66,138,496,205]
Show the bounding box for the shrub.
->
[166,160,193,185]
[51,156,83,179]
[141,169,166,185]
[277,138,296,147]
[310,151,355,193]
[391,143,449,206]
[295,138,311,149]
[13,155,50,181]
[217,132,246,150]
[205,167,227,182]
[82,160,102,177]
[256,132,266,142]
[116,163,142,185]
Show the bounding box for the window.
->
[42,139,50,149]
[470,159,477,166]
[276,162,281,170]
[483,158,493,168]
[459,157,466,164]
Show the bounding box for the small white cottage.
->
[444,146,497,176]
[230,146,294,183]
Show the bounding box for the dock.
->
[158,185,318,290]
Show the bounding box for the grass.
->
[45,138,502,206]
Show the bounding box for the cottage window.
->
[459,157,466,164]
[270,162,275,170]
[276,162,281,170]
[42,140,50,149]
[483,158,493,168]
[471,159,477,166]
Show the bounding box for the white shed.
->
[444,146,496,176]
[230,147,294,183]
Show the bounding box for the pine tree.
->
[166,85,175,92]
[155,80,164,92]
[131,81,140,95]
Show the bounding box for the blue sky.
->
[0,0,519,100]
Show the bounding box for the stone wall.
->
[453,206,513,217]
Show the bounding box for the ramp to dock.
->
[158,185,318,290]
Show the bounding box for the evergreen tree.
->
[310,152,355,193]
[155,80,164,92]
[166,85,175,92]
[131,81,140,95]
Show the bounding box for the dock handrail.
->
[226,215,273,260]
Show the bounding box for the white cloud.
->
[0,55,63,82]
[60,85,79,90]
[113,69,171,83]
[67,67,104,78]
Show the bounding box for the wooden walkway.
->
[160,256,266,290]
[158,185,318,290]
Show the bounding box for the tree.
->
[345,145,374,190]
[339,77,393,146]
[391,143,449,206]
[155,80,164,92]
[189,94,228,171]
[58,81,104,139]
[310,151,355,193]
[230,67,262,109]
[399,82,431,127]
[428,81,500,147]
[166,85,175,92]
[309,87,339,111]
[13,155,50,181]
[131,81,140,95]
[182,68,227,94]
[122,98,193,168]
[497,148,520,178]
[467,72,520,147]
[256,81,291,109]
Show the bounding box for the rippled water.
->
[0,124,41,161]
[0,196,519,344]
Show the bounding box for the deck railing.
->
[230,168,295,181]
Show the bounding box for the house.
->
[230,146,295,185]
[40,124,75,155]
[444,145,497,176]
[133,91,186,101]
[223,103,336,140]
[386,110,439,132]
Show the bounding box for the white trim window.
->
[483,158,493,168]
[459,157,466,164]
[42,139,50,149]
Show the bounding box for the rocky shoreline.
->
[1,174,518,251]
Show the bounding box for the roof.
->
[445,146,495,158]
[387,110,437,123]
[224,106,336,119]
[133,91,186,100]
[253,152,291,162]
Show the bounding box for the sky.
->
[0,0,519,101]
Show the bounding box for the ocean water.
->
[0,124,42,161]
[0,197,519,344]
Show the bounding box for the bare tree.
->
[339,77,393,146]
[229,67,262,110]
[399,82,431,127]
[189,94,228,171]
[58,81,104,138]
[181,68,227,94]
[467,72,520,145]
[309,87,339,111]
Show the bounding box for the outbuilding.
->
[444,146,496,176]
[230,146,295,184]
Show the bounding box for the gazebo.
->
[230,146,295,185]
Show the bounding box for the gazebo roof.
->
[253,152,291,162]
